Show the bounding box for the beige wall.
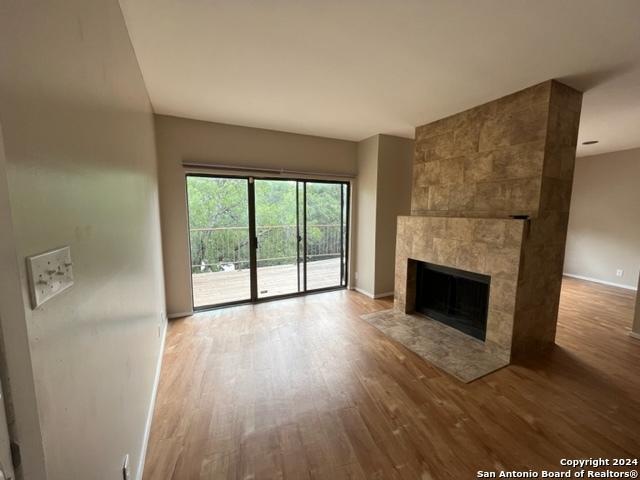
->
[565,148,640,289]
[374,135,414,294]
[354,135,413,297]
[154,114,358,316]
[0,125,44,479]
[0,1,166,479]
[354,136,379,296]
[634,277,640,336]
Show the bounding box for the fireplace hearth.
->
[415,261,490,341]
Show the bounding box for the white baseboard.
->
[354,287,394,299]
[373,291,394,299]
[630,331,640,341]
[563,273,637,291]
[168,310,193,319]
[137,319,167,480]
[353,287,372,297]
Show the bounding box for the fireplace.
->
[392,81,581,369]
[414,261,490,341]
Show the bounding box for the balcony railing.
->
[190,224,344,273]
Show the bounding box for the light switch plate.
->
[26,246,74,309]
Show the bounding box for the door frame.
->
[185,172,350,311]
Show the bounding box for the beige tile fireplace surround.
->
[387,80,582,379]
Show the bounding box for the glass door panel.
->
[186,176,251,308]
[254,179,300,298]
[305,182,345,290]
[341,183,349,286]
[298,182,305,292]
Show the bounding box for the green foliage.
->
[306,182,342,225]
[255,180,297,226]
[187,177,346,273]
[187,177,248,228]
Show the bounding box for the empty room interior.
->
[1,1,640,479]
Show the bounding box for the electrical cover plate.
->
[26,246,74,309]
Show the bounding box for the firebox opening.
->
[414,261,490,341]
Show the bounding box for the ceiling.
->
[119,0,640,157]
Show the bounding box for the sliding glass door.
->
[254,179,300,299]
[186,174,349,309]
[186,176,251,307]
[304,181,348,290]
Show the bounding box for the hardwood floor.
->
[143,277,640,479]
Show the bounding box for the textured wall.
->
[0,1,166,478]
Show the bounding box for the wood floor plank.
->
[144,277,640,479]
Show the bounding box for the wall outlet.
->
[122,454,130,480]
[616,269,624,277]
